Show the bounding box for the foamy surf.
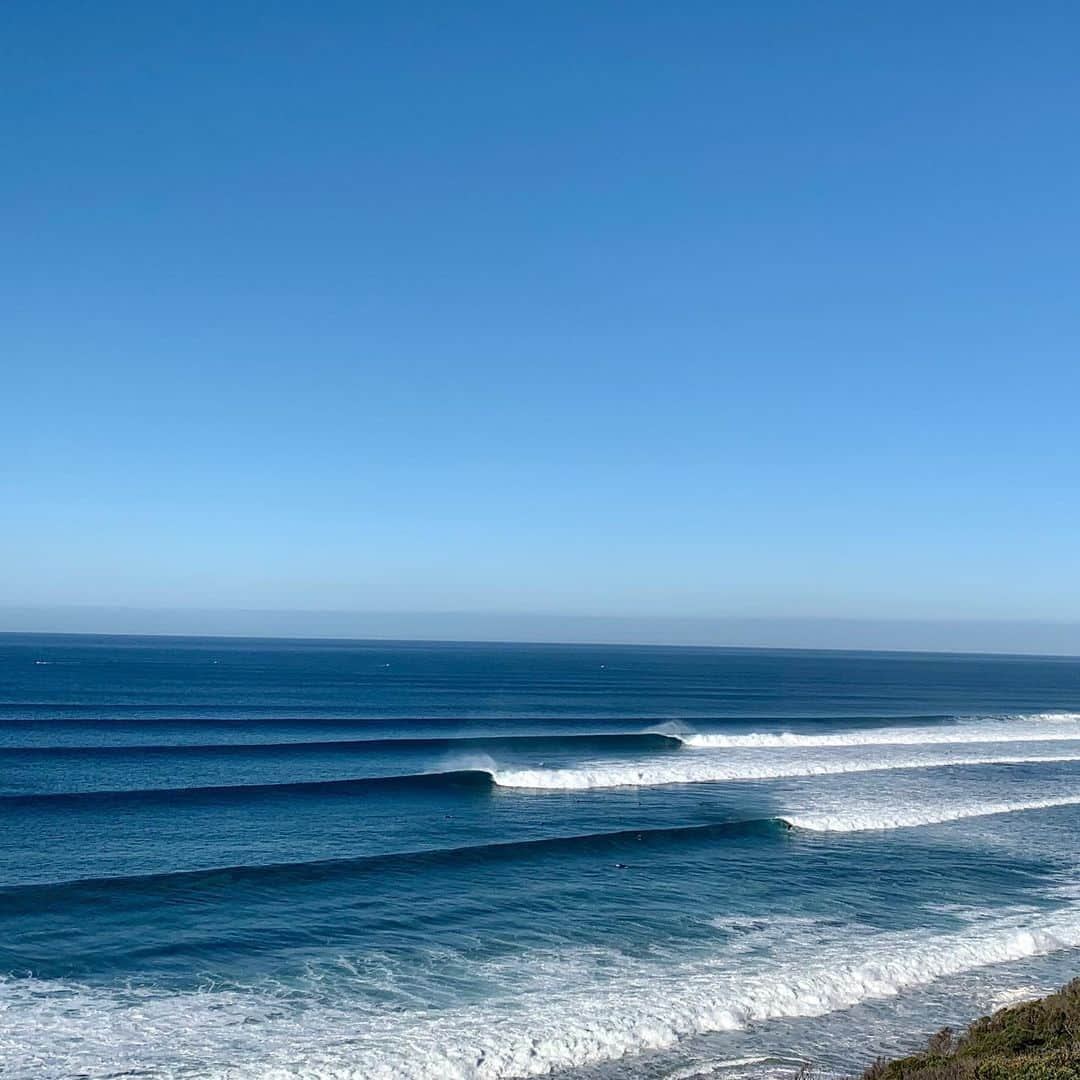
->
[665,1055,774,1079]
[238,913,1080,1078]
[491,749,1080,790]
[679,713,1080,750]
[782,795,1080,832]
[5,908,1080,1079]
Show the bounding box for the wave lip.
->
[783,795,1080,833]
[492,750,1080,790]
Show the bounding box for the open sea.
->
[3,633,1080,1079]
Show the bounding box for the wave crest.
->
[492,750,1080,790]
[783,795,1080,833]
[678,714,1080,750]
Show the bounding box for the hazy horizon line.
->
[4,605,1080,659]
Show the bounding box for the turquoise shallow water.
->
[3,633,1080,1078]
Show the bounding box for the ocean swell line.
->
[9,751,1080,803]
[0,769,494,807]
[0,731,682,758]
[0,818,784,907]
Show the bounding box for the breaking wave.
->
[16,749,1080,804]
[492,749,1080,790]
[783,795,1080,833]
[5,908,1080,1078]
[677,713,1080,749]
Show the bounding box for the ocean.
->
[3,633,1080,1079]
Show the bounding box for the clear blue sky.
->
[4,2,1079,647]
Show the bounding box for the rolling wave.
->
[679,713,1080,749]
[0,731,682,757]
[8,748,1080,803]
[783,795,1080,832]
[492,750,1080,789]
[5,908,1079,1078]
[0,769,494,807]
[10,794,1080,904]
[357,913,1080,1079]
[0,819,786,909]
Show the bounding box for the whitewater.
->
[492,747,1080,789]
[677,712,1080,748]
[5,903,1079,1078]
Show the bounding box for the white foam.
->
[783,795,1080,833]
[680,714,1080,750]
[251,913,1080,1077]
[666,1055,773,1079]
[492,750,1080,790]
[5,908,1080,1079]
[988,984,1046,1010]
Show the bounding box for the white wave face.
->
[783,795,1080,833]
[679,713,1080,750]
[5,908,1080,1079]
[492,749,1080,790]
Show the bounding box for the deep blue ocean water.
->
[3,633,1080,1079]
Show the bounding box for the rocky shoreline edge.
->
[853,978,1080,1079]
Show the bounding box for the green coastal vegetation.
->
[857,979,1080,1079]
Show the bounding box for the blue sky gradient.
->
[4,2,1079,647]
